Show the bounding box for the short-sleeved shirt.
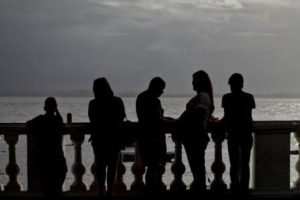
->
[222,91,255,132]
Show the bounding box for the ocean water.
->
[0,97,300,191]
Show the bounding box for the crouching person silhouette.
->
[26,97,67,199]
[88,77,126,196]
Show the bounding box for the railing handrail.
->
[1,120,300,135]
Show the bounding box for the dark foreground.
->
[1,190,300,200]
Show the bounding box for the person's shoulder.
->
[113,96,124,104]
[89,98,96,104]
[242,91,255,99]
[198,92,209,98]
[28,115,44,123]
[136,90,148,101]
[26,115,45,128]
[54,114,64,123]
[138,90,147,97]
[88,99,96,113]
[197,92,210,103]
[222,93,231,99]
[221,93,232,107]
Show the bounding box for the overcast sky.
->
[1,0,300,95]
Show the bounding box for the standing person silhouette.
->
[26,97,67,199]
[176,70,215,193]
[136,77,173,192]
[222,73,255,194]
[88,77,126,196]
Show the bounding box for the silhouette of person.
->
[222,73,255,194]
[88,77,126,196]
[136,77,173,192]
[176,70,214,192]
[26,97,67,198]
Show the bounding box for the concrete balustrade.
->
[0,120,300,196]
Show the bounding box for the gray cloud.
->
[1,0,300,95]
[233,32,278,38]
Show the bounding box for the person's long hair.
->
[93,77,114,99]
[193,70,214,112]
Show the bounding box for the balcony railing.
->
[0,115,300,196]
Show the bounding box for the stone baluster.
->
[130,143,145,192]
[0,159,2,191]
[113,151,127,193]
[4,134,21,192]
[158,162,167,192]
[170,136,186,193]
[210,128,227,191]
[294,129,300,189]
[89,158,99,193]
[69,114,87,192]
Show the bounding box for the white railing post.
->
[170,138,186,193]
[130,143,145,193]
[69,114,87,192]
[4,134,21,192]
[89,158,99,193]
[210,130,227,191]
[294,129,300,189]
[0,134,2,192]
[113,151,127,193]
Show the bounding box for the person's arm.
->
[55,107,63,123]
[118,98,126,123]
[251,94,256,109]
[88,100,95,122]
[221,95,228,119]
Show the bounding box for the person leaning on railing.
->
[136,77,174,193]
[26,97,67,199]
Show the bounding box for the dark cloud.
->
[1,0,300,95]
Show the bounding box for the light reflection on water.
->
[0,97,300,190]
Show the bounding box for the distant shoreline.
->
[1,93,300,99]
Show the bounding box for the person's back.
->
[222,91,254,133]
[29,114,65,161]
[89,96,125,144]
[136,90,164,137]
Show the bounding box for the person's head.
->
[192,70,214,111]
[93,77,114,99]
[192,70,212,93]
[228,73,244,93]
[148,77,166,97]
[44,97,57,115]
